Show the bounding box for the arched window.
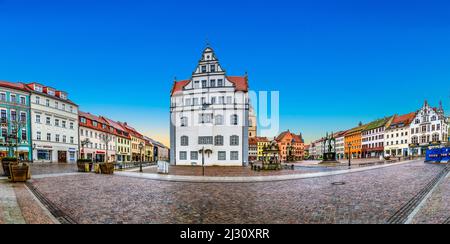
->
[215,115,224,125]
[412,136,418,144]
[181,117,188,127]
[230,135,239,146]
[432,133,440,142]
[431,116,437,121]
[214,135,224,146]
[181,136,189,146]
[231,114,238,126]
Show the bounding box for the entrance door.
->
[58,151,67,163]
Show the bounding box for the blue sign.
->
[426,148,450,163]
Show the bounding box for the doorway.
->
[58,151,67,163]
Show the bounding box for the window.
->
[47,133,51,141]
[55,119,60,127]
[191,151,198,160]
[11,94,16,103]
[70,122,74,129]
[92,121,98,127]
[215,115,224,125]
[70,106,73,113]
[0,110,6,122]
[20,112,26,123]
[218,151,226,161]
[437,124,441,131]
[420,135,427,144]
[62,104,66,110]
[63,135,67,143]
[194,81,200,89]
[431,116,437,121]
[218,79,223,87]
[219,96,225,104]
[227,96,232,104]
[1,127,7,139]
[37,150,51,161]
[202,80,207,88]
[11,110,17,121]
[201,65,207,73]
[20,96,26,105]
[46,99,50,107]
[55,134,60,142]
[21,128,27,141]
[231,151,239,160]
[210,80,216,87]
[36,115,41,123]
[180,151,187,160]
[185,99,191,106]
[80,118,87,124]
[181,117,188,127]
[181,136,189,146]
[215,135,224,146]
[36,132,41,140]
[210,65,216,72]
[432,134,440,142]
[231,115,239,125]
[230,135,239,146]
[193,98,199,105]
[0,93,6,101]
[199,114,212,124]
[198,136,213,145]
[55,101,59,109]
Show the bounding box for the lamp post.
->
[138,142,144,173]
[348,143,352,168]
[32,143,36,163]
[200,147,205,176]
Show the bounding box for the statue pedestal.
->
[320,153,340,165]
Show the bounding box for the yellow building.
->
[257,137,270,161]
[120,122,146,162]
[144,137,154,162]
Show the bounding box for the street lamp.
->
[138,142,144,173]
[32,143,36,163]
[348,143,352,168]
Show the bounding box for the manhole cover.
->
[331,182,346,186]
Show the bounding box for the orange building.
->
[276,130,305,161]
[344,124,366,159]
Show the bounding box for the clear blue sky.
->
[1,0,450,145]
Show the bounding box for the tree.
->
[100,133,113,163]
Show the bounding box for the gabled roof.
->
[120,122,143,139]
[276,130,304,143]
[345,124,367,136]
[22,82,78,106]
[389,112,416,128]
[170,76,249,96]
[363,116,394,131]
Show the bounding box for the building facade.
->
[257,137,270,161]
[410,101,448,156]
[276,130,304,161]
[27,83,79,163]
[121,122,145,162]
[79,112,117,162]
[384,112,416,157]
[103,117,131,162]
[248,137,258,161]
[0,81,32,160]
[334,131,346,160]
[361,117,393,158]
[344,124,365,159]
[170,46,249,166]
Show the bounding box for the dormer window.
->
[47,89,55,96]
[34,85,43,92]
[81,118,87,124]
[93,121,98,127]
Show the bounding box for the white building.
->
[410,101,448,156]
[384,112,416,157]
[335,131,346,160]
[79,111,117,162]
[26,83,79,163]
[361,117,393,158]
[309,138,325,159]
[170,46,249,166]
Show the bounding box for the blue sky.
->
[1,0,450,145]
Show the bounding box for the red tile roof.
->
[391,112,416,127]
[0,81,28,92]
[170,76,249,96]
[227,76,249,92]
[119,122,143,139]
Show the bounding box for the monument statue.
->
[320,132,339,164]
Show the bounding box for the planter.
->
[77,162,93,172]
[2,159,18,177]
[99,163,114,175]
[10,163,30,182]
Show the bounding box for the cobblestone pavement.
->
[0,180,57,224]
[142,165,333,177]
[411,172,450,224]
[29,163,78,176]
[27,160,447,224]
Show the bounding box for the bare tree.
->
[100,133,113,163]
